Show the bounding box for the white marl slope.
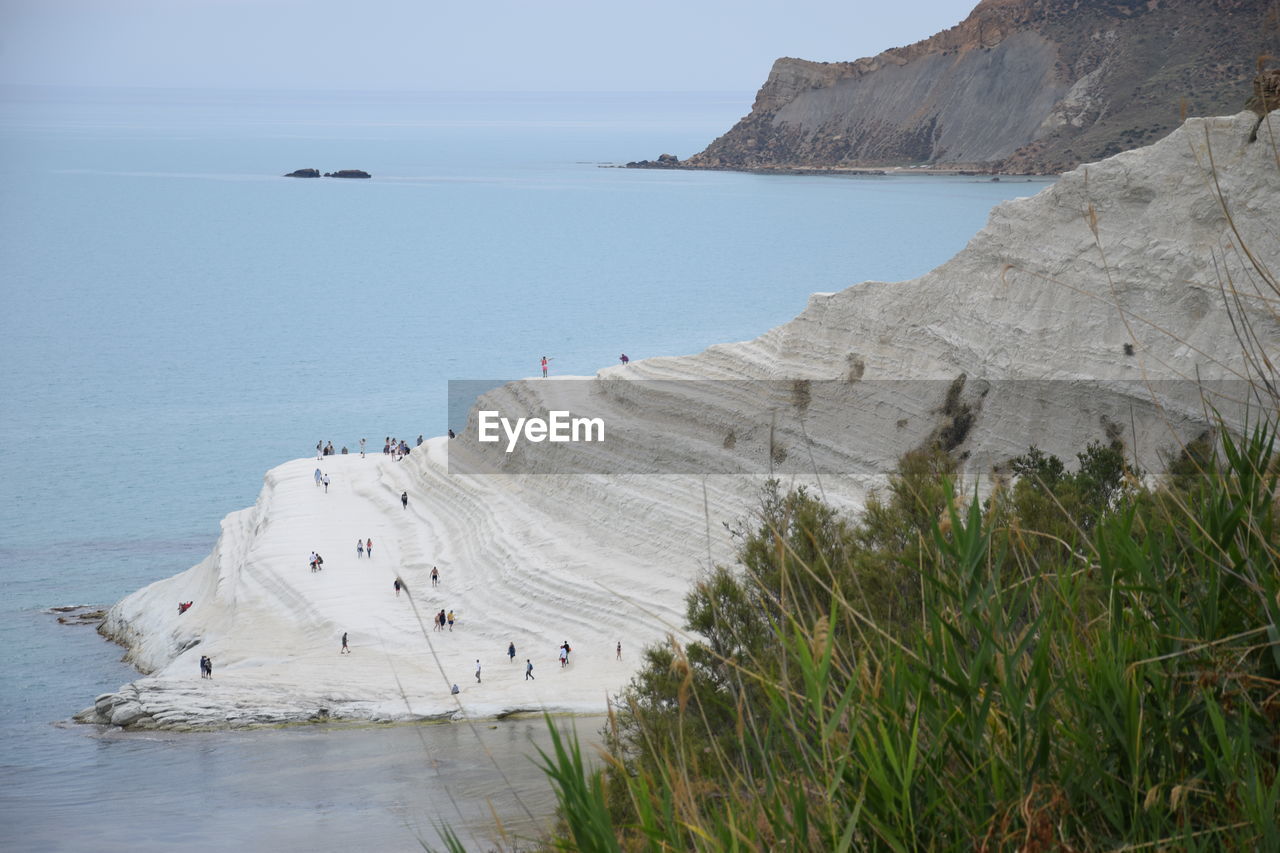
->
[81,111,1278,729]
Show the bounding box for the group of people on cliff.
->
[316,440,351,458]
[383,436,416,461]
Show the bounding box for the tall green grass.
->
[537,424,1279,850]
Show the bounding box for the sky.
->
[1,0,979,92]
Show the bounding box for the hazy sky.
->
[2,0,978,91]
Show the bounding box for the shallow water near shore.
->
[0,87,1050,849]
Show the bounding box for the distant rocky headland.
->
[284,168,371,178]
[631,0,1278,175]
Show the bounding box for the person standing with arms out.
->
[366,538,373,558]
[525,659,535,680]
[340,632,350,654]
[507,641,516,662]
[357,539,364,558]
[474,659,482,683]
[401,491,408,510]
[541,356,550,378]
[431,566,439,586]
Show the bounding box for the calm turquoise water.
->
[0,87,1052,850]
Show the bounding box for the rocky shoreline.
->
[73,680,453,731]
[621,157,1047,179]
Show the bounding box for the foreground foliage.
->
[540,427,1280,850]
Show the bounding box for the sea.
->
[0,86,1052,851]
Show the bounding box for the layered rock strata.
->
[680,0,1278,174]
[81,111,1278,730]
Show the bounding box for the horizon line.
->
[0,83,758,96]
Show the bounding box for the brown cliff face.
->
[684,0,1279,173]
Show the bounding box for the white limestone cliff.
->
[80,111,1278,730]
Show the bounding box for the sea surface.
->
[0,87,1052,851]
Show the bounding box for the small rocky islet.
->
[283,168,371,178]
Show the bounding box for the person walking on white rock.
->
[431,566,439,586]
[366,538,373,558]
[340,632,350,654]
[394,578,402,597]
[475,659,482,683]
[559,646,568,668]
[322,474,330,493]
[199,655,208,679]
[526,659,535,680]
[314,467,322,487]
[616,641,622,660]
[357,539,364,558]
[401,490,408,510]
[447,610,455,631]
[508,641,516,662]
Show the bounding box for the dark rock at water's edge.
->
[48,605,107,626]
[284,168,321,178]
[625,153,680,168]
[325,170,372,179]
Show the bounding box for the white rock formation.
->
[81,111,1278,730]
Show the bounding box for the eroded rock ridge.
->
[681,0,1277,174]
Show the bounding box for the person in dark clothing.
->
[525,659,535,680]
[341,632,350,654]
[507,641,516,661]
[394,578,402,597]
[401,491,408,510]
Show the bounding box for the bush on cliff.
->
[538,427,1280,850]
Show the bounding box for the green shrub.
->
[542,426,1279,851]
